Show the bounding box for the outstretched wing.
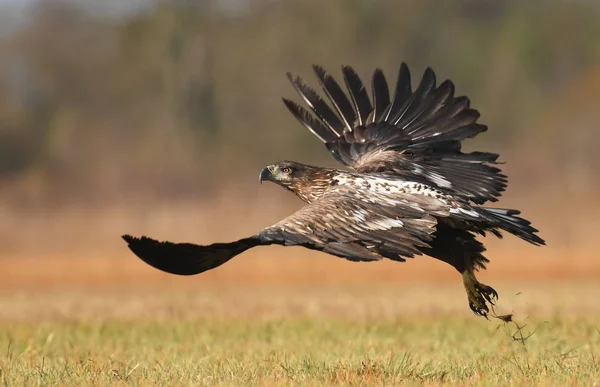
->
[122,186,439,274]
[123,185,544,275]
[258,186,441,262]
[284,64,506,204]
[122,235,268,275]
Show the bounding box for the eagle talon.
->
[476,283,498,306]
[463,271,497,319]
[469,302,489,319]
[468,294,490,318]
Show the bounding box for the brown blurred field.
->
[1,176,600,319]
[1,200,599,319]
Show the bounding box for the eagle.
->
[123,63,545,318]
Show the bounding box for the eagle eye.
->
[281,167,292,174]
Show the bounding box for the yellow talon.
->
[462,270,498,319]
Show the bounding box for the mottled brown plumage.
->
[259,162,335,203]
[123,63,545,318]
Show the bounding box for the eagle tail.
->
[122,234,264,275]
[480,208,545,246]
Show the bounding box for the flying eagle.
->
[123,63,545,318]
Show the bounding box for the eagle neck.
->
[286,168,338,204]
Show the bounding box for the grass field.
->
[2,314,599,386]
[1,259,600,386]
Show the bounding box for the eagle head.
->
[259,161,332,203]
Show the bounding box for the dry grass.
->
[1,281,600,386]
[1,315,599,386]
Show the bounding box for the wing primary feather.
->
[342,65,372,126]
[286,72,343,137]
[312,65,356,132]
[403,79,455,136]
[383,63,412,122]
[395,67,437,130]
[283,64,507,204]
[407,95,471,140]
[370,68,390,123]
[282,98,338,143]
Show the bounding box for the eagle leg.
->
[462,270,498,319]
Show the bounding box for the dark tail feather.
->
[480,208,545,246]
[122,235,264,275]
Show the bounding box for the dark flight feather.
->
[403,79,454,135]
[393,67,437,129]
[383,63,412,122]
[284,64,507,204]
[370,69,390,123]
[282,98,338,143]
[286,73,344,137]
[312,65,356,133]
[122,234,269,275]
[342,66,372,126]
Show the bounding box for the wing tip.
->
[122,234,136,244]
[398,62,410,78]
[372,67,385,78]
[312,63,326,75]
[341,65,359,77]
[285,72,296,83]
[281,97,295,107]
[122,234,157,255]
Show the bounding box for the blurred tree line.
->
[0,0,599,206]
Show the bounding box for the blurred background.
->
[1,0,599,319]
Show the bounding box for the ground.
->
[2,314,599,386]
[1,249,599,386]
